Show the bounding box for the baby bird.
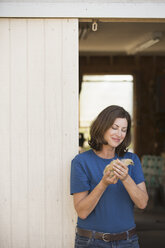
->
[103,159,134,178]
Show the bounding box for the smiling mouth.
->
[112,138,120,142]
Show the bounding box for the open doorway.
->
[79,19,165,248]
[79,74,134,152]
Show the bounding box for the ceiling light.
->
[127,32,162,55]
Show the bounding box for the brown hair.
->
[88,105,131,157]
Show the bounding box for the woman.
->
[70,105,148,248]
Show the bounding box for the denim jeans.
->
[75,233,140,248]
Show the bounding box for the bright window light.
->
[80,75,133,128]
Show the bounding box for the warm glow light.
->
[80,75,133,127]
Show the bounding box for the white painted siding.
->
[1,1,165,18]
[0,18,78,248]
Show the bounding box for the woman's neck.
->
[94,145,115,159]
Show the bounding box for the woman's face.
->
[103,118,128,148]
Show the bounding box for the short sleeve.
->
[70,158,90,195]
[131,154,145,184]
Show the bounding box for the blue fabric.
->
[75,233,140,248]
[70,149,145,234]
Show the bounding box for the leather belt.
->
[77,227,136,242]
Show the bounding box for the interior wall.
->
[79,55,165,158]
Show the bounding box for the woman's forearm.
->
[74,173,118,219]
[122,175,149,209]
[113,160,149,209]
[74,180,107,219]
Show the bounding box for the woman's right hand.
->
[101,171,118,186]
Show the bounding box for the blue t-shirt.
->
[70,149,145,233]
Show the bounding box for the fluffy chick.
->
[103,158,134,178]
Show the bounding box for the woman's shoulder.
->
[123,151,139,160]
[72,149,93,162]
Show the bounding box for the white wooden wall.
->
[1,1,165,18]
[0,18,78,248]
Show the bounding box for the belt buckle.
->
[102,233,110,242]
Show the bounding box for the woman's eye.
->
[112,127,127,132]
[112,127,117,130]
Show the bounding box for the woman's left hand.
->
[113,159,129,181]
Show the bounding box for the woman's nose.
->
[116,129,122,137]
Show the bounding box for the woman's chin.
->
[106,144,118,149]
[109,141,121,148]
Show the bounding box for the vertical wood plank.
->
[10,19,28,248]
[27,19,45,248]
[62,19,78,248]
[44,19,63,248]
[0,18,11,248]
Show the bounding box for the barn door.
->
[0,18,78,248]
